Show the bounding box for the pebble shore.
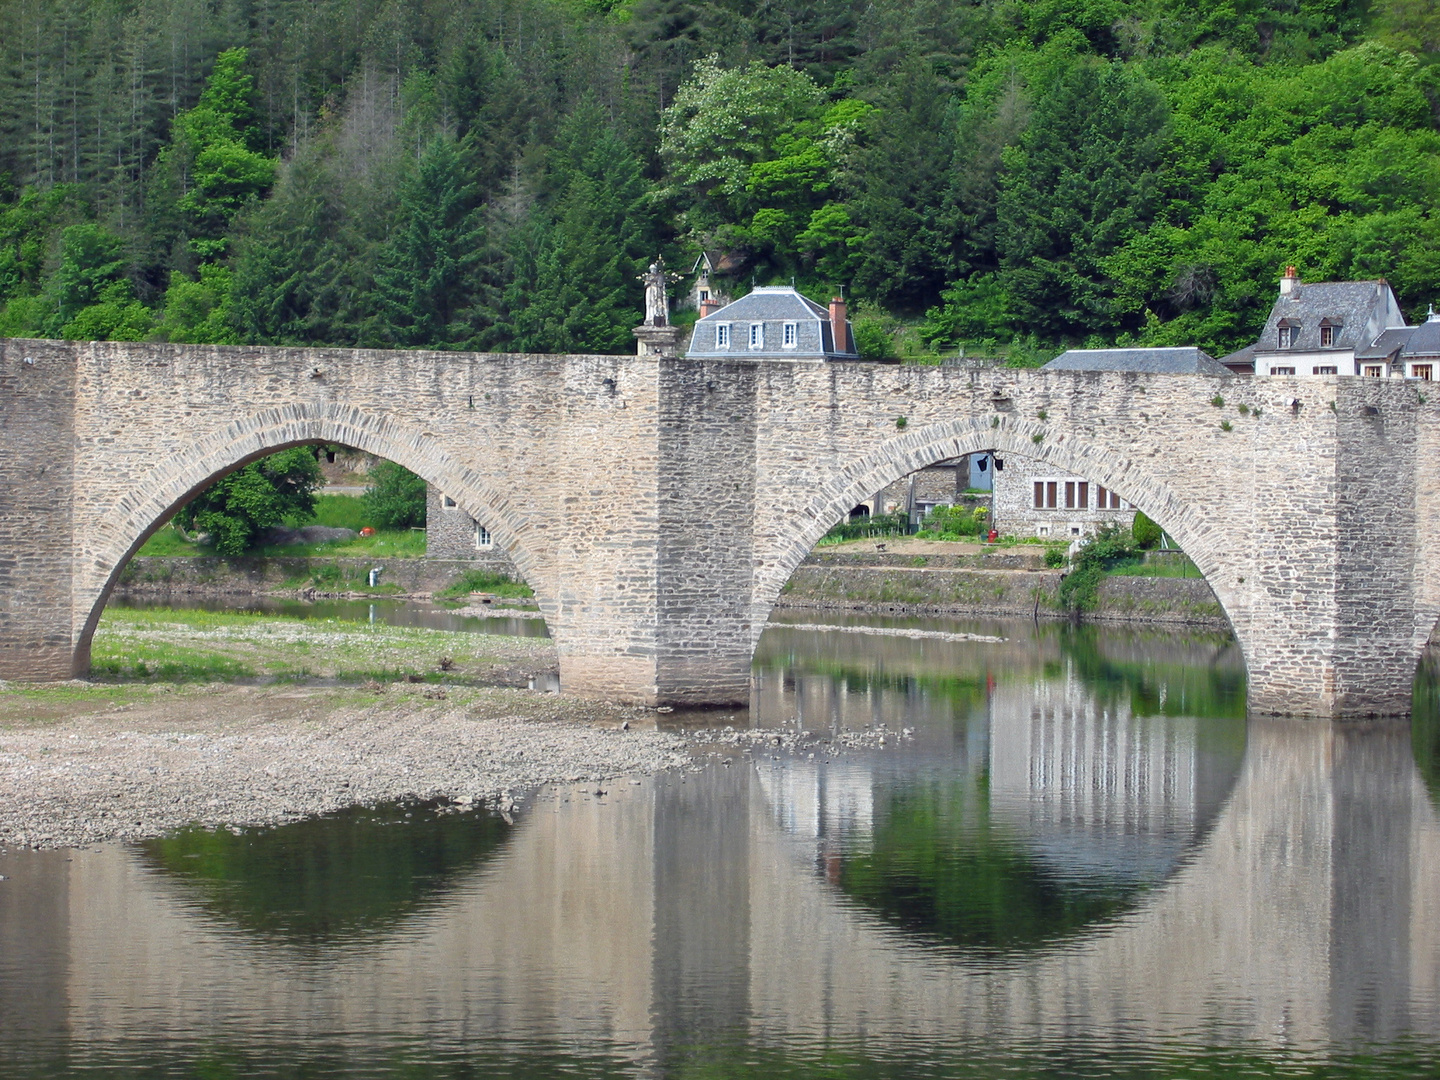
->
[0,685,692,849]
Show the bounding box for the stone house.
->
[685,286,858,361]
[425,485,522,576]
[992,451,1137,540]
[864,457,974,524]
[1220,268,1410,377]
[682,252,731,312]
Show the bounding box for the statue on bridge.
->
[634,256,684,357]
[639,257,682,327]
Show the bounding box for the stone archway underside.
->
[1,337,1434,716]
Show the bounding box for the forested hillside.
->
[1,0,1437,361]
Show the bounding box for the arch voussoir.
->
[72,401,546,668]
[752,416,1247,664]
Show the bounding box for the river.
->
[2,606,1439,1077]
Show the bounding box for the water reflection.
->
[137,801,512,946]
[1,620,1439,1078]
[753,616,1247,953]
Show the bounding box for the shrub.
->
[1132,510,1162,550]
[921,504,986,537]
[1044,546,1067,568]
[1057,525,1139,613]
[177,447,323,556]
[363,461,427,528]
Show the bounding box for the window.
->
[1313,365,1337,375]
[443,495,456,508]
[1271,366,1296,376]
[475,524,492,548]
[699,289,709,302]
[782,321,797,348]
[1095,486,1122,510]
[1320,325,1336,347]
[1364,365,1384,377]
[749,322,764,349]
[1414,364,1434,381]
[1033,481,1060,509]
[1278,325,1292,348]
[1036,525,1051,537]
[715,323,730,348]
[1065,481,1077,509]
[1077,481,1089,509]
[1278,324,1297,348]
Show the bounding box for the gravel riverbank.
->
[0,684,693,849]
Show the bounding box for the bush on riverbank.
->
[1058,526,1142,614]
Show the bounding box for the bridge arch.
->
[73,401,547,672]
[754,414,1246,665]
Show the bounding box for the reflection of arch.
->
[755,417,1243,663]
[73,402,545,671]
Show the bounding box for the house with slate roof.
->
[1356,307,1440,380]
[1221,267,1409,377]
[685,286,858,361]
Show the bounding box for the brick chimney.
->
[1280,265,1300,298]
[699,298,721,319]
[829,297,850,354]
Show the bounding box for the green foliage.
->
[362,462,428,530]
[160,265,235,344]
[149,48,277,263]
[820,510,910,543]
[919,503,989,539]
[1132,510,1163,549]
[372,137,486,349]
[0,0,1434,363]
[436,569,535,599]
[1044,545,1068,568]
[1057,524,1141,613]
[177,448,324,556]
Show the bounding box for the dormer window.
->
[749,322,764,349]
[1319,319,1341,347]
[715,323,730,348]
[782,321,797,348]
[1277,320,1299,348]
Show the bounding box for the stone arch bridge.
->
[3,338,1436,718]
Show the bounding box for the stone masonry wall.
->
[1,336,1437,716]
[0,340,76,678]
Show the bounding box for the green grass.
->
[137,521,205,556]
[86,606,549,686]
[435,568,535,599]
[239,529,429,560]
[137,493,430,559]
[290,492,368,531]
[1107,555,1203,578]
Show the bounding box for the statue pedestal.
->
[634,323,682,358]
